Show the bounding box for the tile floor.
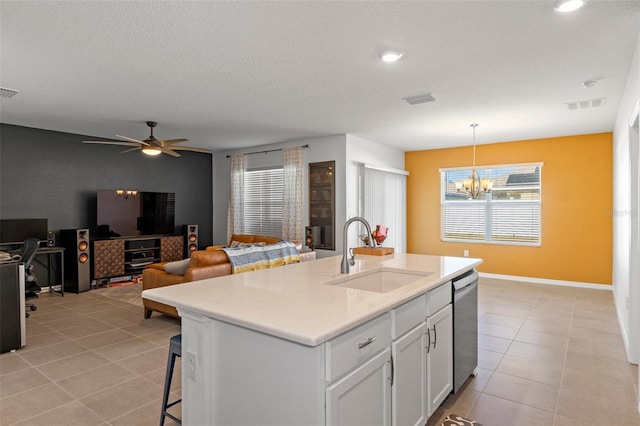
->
[1,278,639,425]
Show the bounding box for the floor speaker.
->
[47,231,56,247]
[59,229,91,293]
[305,226,321,249]
[184,224,198,257]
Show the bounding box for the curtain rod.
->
[226,144,309,158]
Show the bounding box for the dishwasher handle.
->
[453,271,478,291]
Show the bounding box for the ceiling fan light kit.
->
[82,120,211,158]
[380,50,403,63]
[554,0,585,13]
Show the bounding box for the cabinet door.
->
[326,348,392,426]
[426,304,453,417]
[392,323,427,426]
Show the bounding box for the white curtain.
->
[282,146,304,243]
[227,154,245,243]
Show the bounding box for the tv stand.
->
[93,235,183,281]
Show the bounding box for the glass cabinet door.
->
[309,161,335,250]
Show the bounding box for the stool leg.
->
[160,351,177,426]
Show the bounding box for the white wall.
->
[612,32,640,369]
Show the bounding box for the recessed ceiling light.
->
[380,50,403,63]
[554,0,585,13]
[582,79,598,88]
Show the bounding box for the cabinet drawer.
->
[427,281,451,316]
[391,294,427,339]
[325,313,391,382]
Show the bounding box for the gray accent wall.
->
[0,124,213,247]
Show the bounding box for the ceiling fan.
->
[83,121,211,157]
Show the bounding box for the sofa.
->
[142,234,308,318]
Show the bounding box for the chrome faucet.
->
[341,217,374,274]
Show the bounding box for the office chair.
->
[20,238,41,317]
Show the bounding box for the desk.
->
[35,247,65,297]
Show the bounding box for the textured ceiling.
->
[1,1,638,152]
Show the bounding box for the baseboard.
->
[478,272,612,291]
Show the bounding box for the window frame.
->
[439,162,543,247]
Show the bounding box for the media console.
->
[92,235,183,281]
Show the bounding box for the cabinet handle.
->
[388,355,395,387]
[358,336,376,349]
[426,329,431,354]
[432,324,437,349]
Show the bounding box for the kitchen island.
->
[143,253,481,425]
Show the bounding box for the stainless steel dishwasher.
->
[452,269,479,393]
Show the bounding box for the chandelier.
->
[455,124,493,199]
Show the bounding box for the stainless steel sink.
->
[323,269,431,293]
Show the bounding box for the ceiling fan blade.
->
[160,147,181,158]
[169,145,212,153]
[159,138,189,146]
[115,134,150,146]
[120,147,141,153]
[83,140,140,147]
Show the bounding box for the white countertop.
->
[142,253,482,346]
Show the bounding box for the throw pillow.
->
[229,240,267,248]
[164,258,191,275]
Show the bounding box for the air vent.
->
[403,93,436,105]
[0,87,19,98]
[566,97,607,110]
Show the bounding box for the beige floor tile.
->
[36,351,110,381]
[552,413,599,426]
[140,325,182,346]
[483,372,559,412]
[19,330,71,351]
[469,393,554,426]
[110,398,181,426]
[520,318,571,336]
[514,329,569,350]
[0,382,74,425]
[567,336,628,362]
[57,319,116,340]
[506,341,565,363]
[478,348,504,371]
[440,387,480,417]
[477,303,530,319]
[0,353,31,376]
[68,300,121,314]
[478,333,512,354]
[18,341,88,366]
[468,367,493,392]
[24,320,54,338]
[526,310,573,324]
[74,328,138,350]
[12,400,104,426]
[79,376,163,421]
[496,354,564,386]
[564,350,635,382]
[99,337,159,362]
[569,324,626,345]
[56,362,134,399]
[121,317,180,337]
[478,322,519,340]
[0,367,51,398]
[116,346,168,375]
[479,313,525,329]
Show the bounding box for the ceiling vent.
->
[566,97,607,110]
[0,87,19,98]
[403,93,436,105]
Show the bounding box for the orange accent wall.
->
[406,133,613,285]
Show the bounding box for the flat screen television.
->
[0,218,48,244]
[96,190,176,238]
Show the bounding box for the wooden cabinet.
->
[92,236,183,280]
[426,304,453,417]
[309,161,335,250]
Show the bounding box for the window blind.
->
[243,167,284,238]
[440,163,542,245]
[362,165,408,252]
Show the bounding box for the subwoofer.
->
[305,225,321,249]
[59,229,91,293]
[184,224,198,257]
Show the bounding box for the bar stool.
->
[160,334,182,425]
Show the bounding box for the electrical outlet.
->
[185,350,197,379]
[463,250,469,257]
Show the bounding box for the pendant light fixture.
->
[455,124,493,199]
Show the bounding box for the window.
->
[440,163,542,245]
[243,167,284,237]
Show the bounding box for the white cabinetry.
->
[326,348,392,426]
[426,304,453,416]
